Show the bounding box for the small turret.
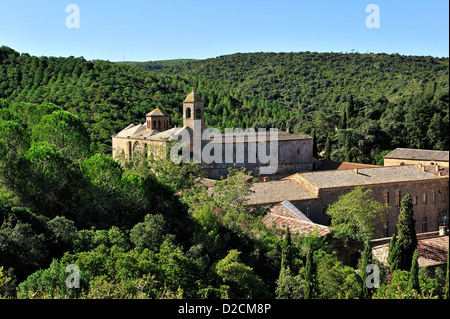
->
[146,107,170,130]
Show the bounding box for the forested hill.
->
[142,51,449,110]
[0,46,241,152]
[1,46,449,163]
[126,51,450,162]
[118,59,196,71]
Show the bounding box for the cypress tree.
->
[324,134,332,160]
[304,244,314,299]
[388,233,400,271]
[281,226,293,271]
[312,129,318,158]
[348,95,355,118]
[276,266,293,299]
[339,108,347,129]
[361,239,373,299]
[446,249,449,299]
[408,249,420,292]
[396,194,417,270]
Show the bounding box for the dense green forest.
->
[1,98,447,299]
[1,47,449,164]
[140,52,450,161]
[0,46,449,299]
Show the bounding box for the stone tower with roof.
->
[183,90,206,133]
[146,108,170,131]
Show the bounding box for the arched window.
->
[186,107,192,119]
[133,142,142,157]
[196,108,201,119]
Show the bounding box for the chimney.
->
[422,166,426,171]
[438,172,442,177]
[353,168,359,174]
[436,165,440,172]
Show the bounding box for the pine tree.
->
[396,194,417,270]
[361,239,373,299]
[408,249,420,292]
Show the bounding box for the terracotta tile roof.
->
[384,148,449,162]
[336,162,380,170]
[207,131,312,143]
[417,236,449,268]
[114,123,147,137]
[316,160,380,171]
[291,165,439,190]
[184,90,203,103]
[372,234,449,268]
[423,165,449,177]
[245,180,317,205]
[146,107,170,117]
[262,201,330,237]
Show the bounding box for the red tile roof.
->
[372,234,449,268]
[316,160,380,171]
[417,236,449,268]
[262,202,330,237]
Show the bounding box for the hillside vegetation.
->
[1,46,448,162]
[150,52,449,160]
[0,46,448,300]
[154,52,448,110]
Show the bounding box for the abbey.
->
[112,90,315,178]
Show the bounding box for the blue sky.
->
[0,0,448,61]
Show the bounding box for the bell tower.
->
[183,90,206,132]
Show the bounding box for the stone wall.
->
[202,137,314,178]
[112,136,168,159]
[290,177,449,239]
[384,158,449,168]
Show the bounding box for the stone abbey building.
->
[247,164,449,239]
[112,91,314,178]
[112,91,449,241]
